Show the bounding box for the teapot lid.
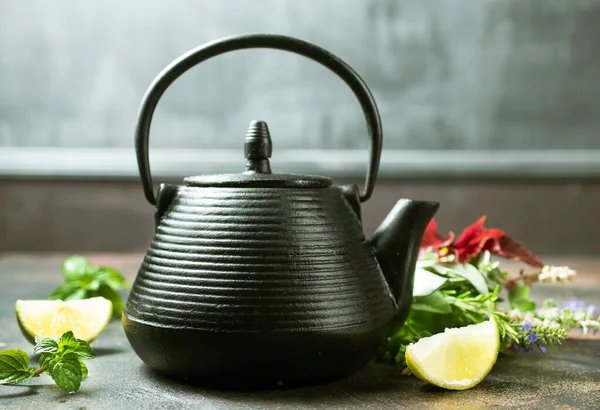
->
[183,121,332,188]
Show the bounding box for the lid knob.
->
[244,121,272,174]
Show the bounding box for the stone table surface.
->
[1,254,599,409]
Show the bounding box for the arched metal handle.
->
[135,33,383,206]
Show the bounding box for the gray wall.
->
[1,0,599,153]
[1,1,599,254]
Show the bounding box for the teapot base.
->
[122,313,392,389]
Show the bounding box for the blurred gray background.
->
[0,0,599,255]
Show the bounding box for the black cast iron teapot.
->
[123,33,439,388]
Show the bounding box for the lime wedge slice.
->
[15,297,112,344]
[405,317,500,390]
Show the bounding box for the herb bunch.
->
[0,331,95,394]
[377,216,591,367]
[48,255,130,317]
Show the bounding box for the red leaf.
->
[454,216,488,248]
[494,235,544,268]
[420,215,543,267]
[420,219,454,249]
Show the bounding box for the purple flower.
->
[509,343,520,351]
[523,346,533,354]
[563,300,586,311]
[587,305,598,317]
[521,323,532,331]
[538,345,547,354]
[527,332,538,343]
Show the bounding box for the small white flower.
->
[542,307,560,319]
[531,317,543,326]
[574,311,586,321]
[538,265,577,283]
[508,308,523,321]
[542,318,560,328]
[535,307,555,319]
[524,312,536,323]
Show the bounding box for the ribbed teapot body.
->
[123,186,396,385]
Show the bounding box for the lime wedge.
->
[405,317,500,390]
[15,297,112,344]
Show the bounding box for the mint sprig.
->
[48,255,130,317]
[0,331,95,394]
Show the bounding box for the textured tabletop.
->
[1,254,599,409]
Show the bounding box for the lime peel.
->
[405,317,500,390]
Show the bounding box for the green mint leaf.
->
[87,279,101,291]
[514,299,537,312]
[0,349,36,384]
[47,353,82,394]
[0,369,36,384]
[95,267,130,290]
[63,288,88,301]
[62,255,92,281]
[72,343,95,360]
[0,349,30,371]
[34,336,59,355]
[47,281,89,301]
[412,291,453,314]
[508,285,534,311]
[57,331,79,352]
[58,330,78,345]
[70,340,95,360]
[95,284,124,317]
[49,256,130,310]
[47,281,81,300]
[56,331,96,360]
[80,361,88,380]
[413,267,448,298]
[39,352,54,369]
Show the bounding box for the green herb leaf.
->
[86,278,102,291]
[34,336,59,355]
[96,267,131,290]
[412,291,453,314]
[413,267,448,298]
[54,331,95,360]
[508,285,536,312]
[62,255,92,281]
[436,264,490,295]
[508,285,529,303]
[39,352,54,368]
[0,349,36,384]
[47,281,85,300]
[458,263,490,295]
[58,331,79,351]
[95,284,123,317]
[47,352,83,394]
[478,251,492,267]
[65,288,88,301]
[72,343,95,360]
[48,255,130,318]
[80,361,88,380]
[515,300,537,312]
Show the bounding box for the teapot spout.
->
[371,199,439,325]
